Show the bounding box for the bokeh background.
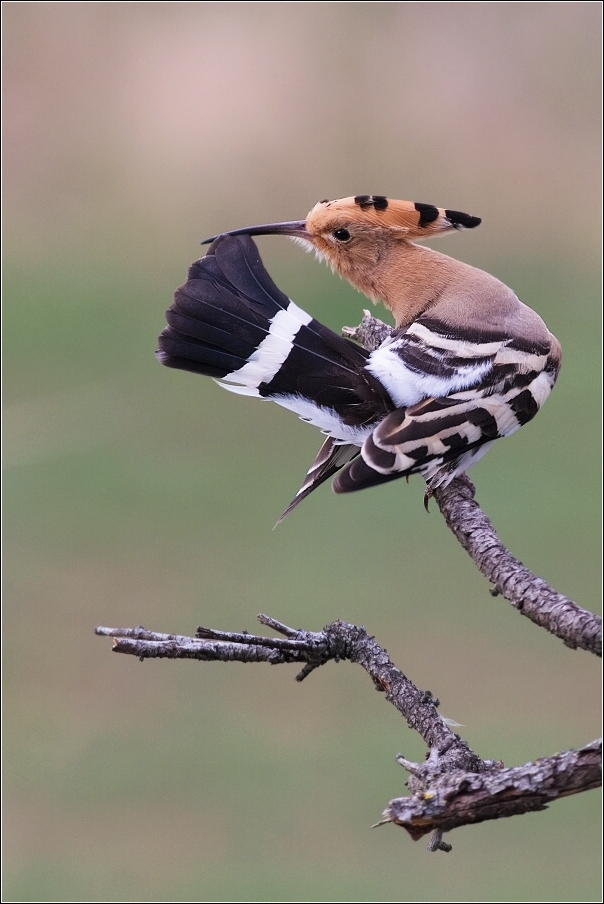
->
[3,3,601,901]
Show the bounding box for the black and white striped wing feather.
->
[276,437,360,523]
[334,317,560,493]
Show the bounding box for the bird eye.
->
[332,228,351,242]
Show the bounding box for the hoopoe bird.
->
[157,196,561,521]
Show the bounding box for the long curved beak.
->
[202,220,308,245]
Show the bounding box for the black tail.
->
[157,235,393,433]
[157,234,293,379]
[157,236,398,517]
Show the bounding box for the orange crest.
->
[306,196,480,239]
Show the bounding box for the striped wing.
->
[334,316,561,493]
[276,437,360,524]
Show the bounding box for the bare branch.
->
[95,623,325,667]
[96,619,481,771]
[341,309,394,350]
[95,617,601,848]
[433,477,602,655]
[343,313,602,657]
[383,739,602,842]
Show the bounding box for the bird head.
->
[202,195,481,309]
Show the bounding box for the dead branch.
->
[95,617,601,850]
[433,477,601,655]
[383,738,602,841]
[96,617,482,773]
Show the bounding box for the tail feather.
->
[165,307,257,362]
[157,331,244,377]
[158,236,284,377]
[333,454,405,494]
[276,438,360,525]
[157,234,397,516]
[197,234,292,316]
[157,235,394,432]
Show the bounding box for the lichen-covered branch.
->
[95,617,601,850]
[433,477,602,655]
[343,313,602,657]
[382,738,602,841]
[95,617,481,772]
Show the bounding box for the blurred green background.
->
[3,3,601,901]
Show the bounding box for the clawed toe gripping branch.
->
[97,314,601,851]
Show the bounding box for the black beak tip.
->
[201,220,308,246]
